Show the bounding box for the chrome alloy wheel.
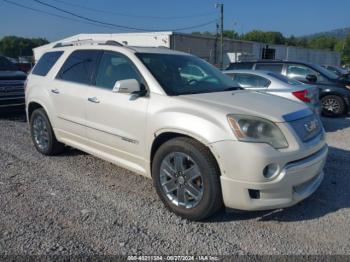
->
[32,115,49,151]
[323,98,341,113]
[159,152,204,209]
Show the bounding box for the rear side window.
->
[32,51,63,76]
[267,72,301,85]
[255,64,283,73]
[227,63,253,70]
[233,73,270,88]
[57,50,100,85]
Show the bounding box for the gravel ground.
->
[0,110,349,256]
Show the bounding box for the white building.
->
[33,32,341,66]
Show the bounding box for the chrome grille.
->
[288,114,323,142]
[0,80,24,97]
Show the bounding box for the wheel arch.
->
[27,99,55,128]
[27,101,44,120]
[149,130,222,178]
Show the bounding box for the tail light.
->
[292,90,311,103]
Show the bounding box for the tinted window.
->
[286,64,323,82]
[255,63,283,73]
[180,65,205,78]
[233,73,270,88]
[0,56,17,71]
[267,72,301,85]
[311,64,338,80]
[227,63,253,70]
[136,53,239,95]
[57,50,100,85]
[32,51,63,76]
[95,52,142,89]
[286,64,313,78]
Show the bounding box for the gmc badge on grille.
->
[304,119,318,133]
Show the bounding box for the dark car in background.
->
[322,64,350,79]
[227,60,350,116]
[0,56,27,109]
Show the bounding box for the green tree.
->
[285,35,298,46]
[222,30,239,39]
[308,36,338,50]
[0,36,48,58]
[339,34,350,64]
[241,30,285,45]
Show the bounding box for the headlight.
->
[346,84,350,90]
[227,115,288,149]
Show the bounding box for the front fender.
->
[145,109,235,163]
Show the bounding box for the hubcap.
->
[160,152,204,209]
[323,98,341,113]
[32,115,49,151]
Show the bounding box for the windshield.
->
[267,72,303,85]
[0,56,18,71]
[136,53,240,95]
[311,64,339,80]
[327,65,348,76]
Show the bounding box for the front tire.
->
[152,137,222,221]
[30,108,64,155]
[321,95,346,117]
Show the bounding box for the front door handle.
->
[51,88,60,94]
[88,97,100,103]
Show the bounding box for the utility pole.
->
[215,3,224,68]
[214,23,219,65]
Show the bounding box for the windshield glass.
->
[311,64,339,80]
[327,65,348,75]
[0,56,18,71]
[136,53,240,95]
[267,72,302,85]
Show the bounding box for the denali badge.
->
[304,119,318,133]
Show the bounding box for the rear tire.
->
[152,137,222,221]
[30,108,64,155]
[321,95,346,117]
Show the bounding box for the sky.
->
[0,0,349,41]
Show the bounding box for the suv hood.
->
[180,90,310,123]
[0,70,27,81]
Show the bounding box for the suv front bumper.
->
[210,138,328,211]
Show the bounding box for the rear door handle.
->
[88,97,100,103]
[51,88,60,94]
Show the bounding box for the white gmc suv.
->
[25,40,328,220]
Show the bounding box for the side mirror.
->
[112,79,141,94]
[306,74,317,83]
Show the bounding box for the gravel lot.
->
[0,110,349,256]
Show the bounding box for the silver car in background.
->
[223,70,320,114]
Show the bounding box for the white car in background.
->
[223,70,321,114]
[25,40,327,220]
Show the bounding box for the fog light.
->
[248,189,260,199]
[263,163,279,179]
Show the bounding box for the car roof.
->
[128,46,190,55]
[47,44,191,56]
[231,60,315,67]
[223,69,274,77]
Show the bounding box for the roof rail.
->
[103,40,124,47]
[53,39,124,48]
